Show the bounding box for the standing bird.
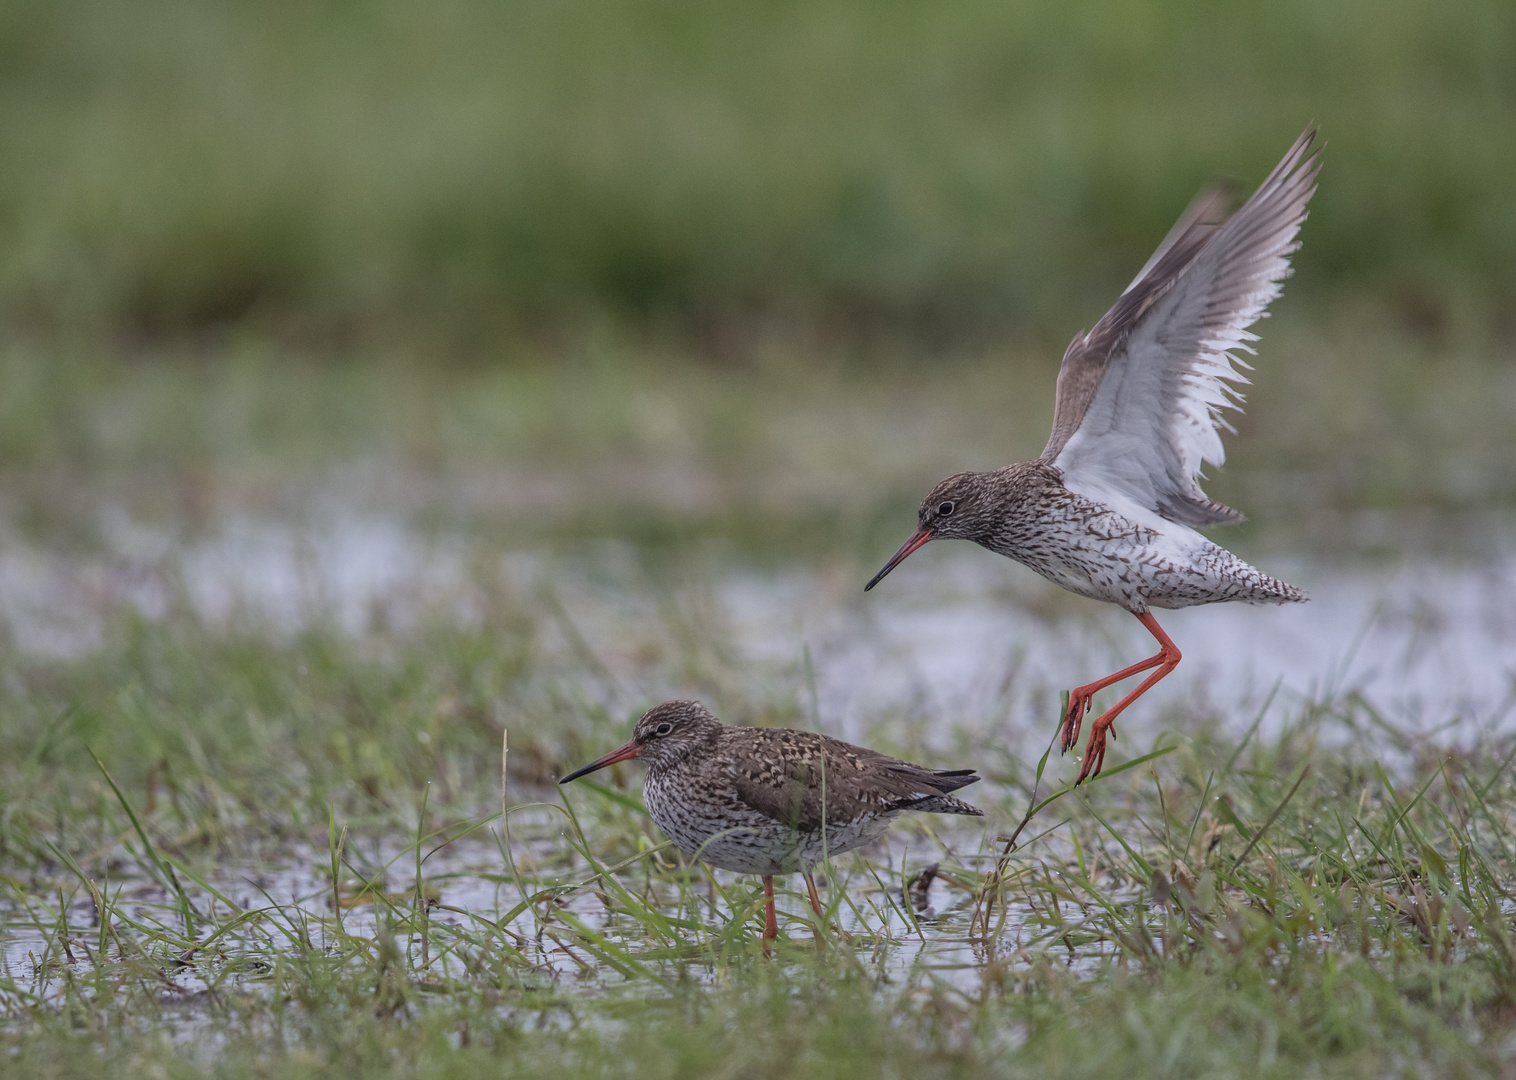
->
[559,700,983,944]
[864,130,1320,784]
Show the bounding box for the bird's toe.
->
[1060,693,1091,754]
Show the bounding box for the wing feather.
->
[733,746,981,829]
[1042,130,1320,528]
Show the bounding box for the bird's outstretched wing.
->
[1040,129,1320,528]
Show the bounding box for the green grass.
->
[0,335,1510,1076]
[0,323,1511,566]
[0,0,1511,346]
[4,582,1516,1078]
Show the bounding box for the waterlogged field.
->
[0,0,1512,1072]
[0,347,1514,1078]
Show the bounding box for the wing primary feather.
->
[1121,181,1234,297]
[1044,129,1320,528]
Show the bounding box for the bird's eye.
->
[937,501,955,517]
[654,722,674,737]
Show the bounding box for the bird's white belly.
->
[1012,506,1283,613]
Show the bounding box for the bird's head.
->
[558,700,722,783]
[864,471,993,591]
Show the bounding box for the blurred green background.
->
[2,0,1511,349]
[0,0,1512,552]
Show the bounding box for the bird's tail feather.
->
[895,794,984,816]
[926,768,980,793]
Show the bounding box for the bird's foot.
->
[1075,717,1117,785]
[1061,690,1095,754]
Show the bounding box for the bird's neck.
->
[964,461,1057,554]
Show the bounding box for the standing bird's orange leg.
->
[761,876,779,951]
[804,872,828,949]
[1061,613,1182,782]
[804,873,825,921]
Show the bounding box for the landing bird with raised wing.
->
[559,700,982,944]
[865,130,1320,783]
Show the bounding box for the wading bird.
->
[559,700,982,944]
[865,130,1320,783]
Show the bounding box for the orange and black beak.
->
[558,740,640,784]
[864,527,933,591]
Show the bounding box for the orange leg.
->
[1061,612,1182,783]
[804,872,828,949]
[1062,650,1166,753]
[762,876,779,944]
[804,873,825,921]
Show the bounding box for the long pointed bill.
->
[558,741,639,784]
[863,527,934,591]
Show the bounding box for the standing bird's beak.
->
[864,527,934,591]
[558,741,639,784]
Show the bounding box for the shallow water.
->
[3,502,1511,1013]
[4,506,1511,748]
[0,815,1076,1012]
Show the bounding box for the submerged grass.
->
[2,539,1516,1076]
[5,652,1516,1076]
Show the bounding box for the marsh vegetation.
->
[2,1,1515,1076]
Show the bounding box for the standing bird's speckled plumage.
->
[865,130,1320,784]
[559,700,982,943]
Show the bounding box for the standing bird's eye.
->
[937,501,955,517]
[654,722,674,737]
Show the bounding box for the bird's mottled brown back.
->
[627,703,982,876]
[712,727,981,831]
